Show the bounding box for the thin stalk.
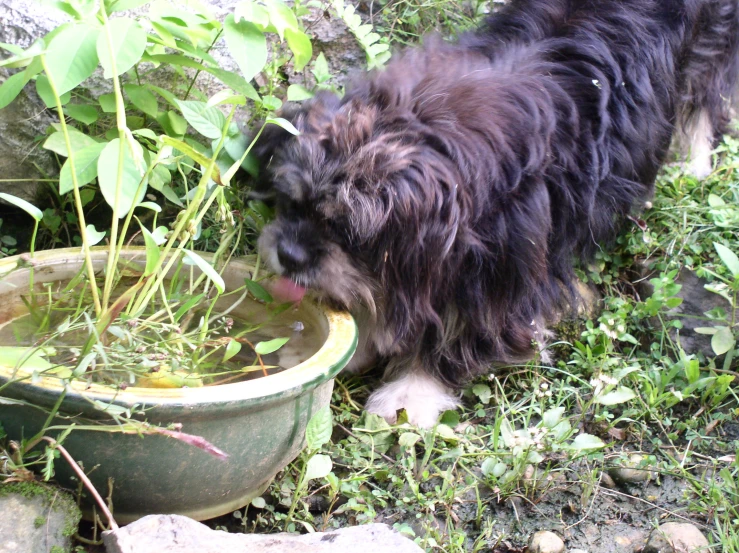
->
[38,55,101,316]
[129,108,235,314]
[100,3,132,310]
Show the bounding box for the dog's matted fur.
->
[253,0,739,427]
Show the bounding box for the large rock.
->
[0,481,81,553]
[103,515,424,553]
[642,522,710,553]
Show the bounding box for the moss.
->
[50,546,65,553]
[34,515,46,528]
[0,481,81,538]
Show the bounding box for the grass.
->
[228,142,739,552]
[2,2,739,551]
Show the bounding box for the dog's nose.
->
[277,240,310,272]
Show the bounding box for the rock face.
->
[642,522,710,553]
[103,515,424,553]
[0,0,366,205]
[0,482,81,553]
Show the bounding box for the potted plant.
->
[0,0,357,522]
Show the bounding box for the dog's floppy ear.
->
[248,91,342,200]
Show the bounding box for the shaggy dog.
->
[253,0,739,427]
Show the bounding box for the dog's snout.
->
[277,239,310,272]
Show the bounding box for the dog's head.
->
[254,76,467,322]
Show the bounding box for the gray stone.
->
[528,531,566,553]
[103,515,424,553]
[642,522,710,553]
[0,482,81,553]
[608,454,653,485]
[568,550,589,553]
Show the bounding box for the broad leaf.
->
[138,223,161,276]
[97,138,147,218]
[266,117,299,135]
[287,84,313,102]
[594,386,637,406]
[43,129,97,157]
[177,100,226,139]
[711,326,735,356]
[97,17,147,78]
[568,433,606,451]
[306,406,333,450]
[304,454,332,481]
[46,24,99,95]
[65,103,99,125]
[223,14,267,83]
[223,339,242,362]
[59,142,106,195]
[285,28,312,72]
[85,224,106,246]
[124,83,159,117]
[714,242,739,278]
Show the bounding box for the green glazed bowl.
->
[0,248,357,523]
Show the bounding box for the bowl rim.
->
[0,247,357,412]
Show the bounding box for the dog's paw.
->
[686,154,713,179]
[365,372,460,428]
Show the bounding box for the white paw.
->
[365,372,460,428]
[686,154,713,179]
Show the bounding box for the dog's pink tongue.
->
[272,277,306,303]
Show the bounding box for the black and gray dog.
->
[253,0,739,426]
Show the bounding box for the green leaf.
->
[285,28,312,72]
[287,84,313,102]
[223,14,267,83]
[173,294,205,322]
[97,138,147,218]
[471,382,492,404]
[263,0,299,40]
[234,1,270,28]
[46,24,99,95]
[568,433,606,451]
[43,129,97,157]
[177,100,226,139]
[0,346,53,371]
[35,75,71,107]
[542,407,565,428]
[97,17,147,79]
[304,453,332,481]
[254,336,289,355]
[711,326,735,356]
[398,432,421,449]
[160,136,220,180]
[694,327,719,335]
[306,406,333,450]
[182,250,225,293]
[266,117,299,135]
[707,193,725,207]
[65,103,99,125]
[59,142,106,195]
[85,224,106,246]
[138,222,161,276]
[594,386,637,406]
[99,93,117,112]
[223,339,242,362]
[0,68,36,110]
[245,278,273,302]
[0,193,43,221]
[714,242,739,278]
[151,225,169,245]
[106,0,151,12]
[312,52,330,83]
[137,201,162,213]
[123,83,159,117]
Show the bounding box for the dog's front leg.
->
[365,358,460,428]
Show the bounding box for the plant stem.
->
[129,108,236,315]
[39,55,101,316]
[99,3,131,311]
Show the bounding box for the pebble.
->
[528,530,565,553]
[608,454,653,484]
[642,522,710,553]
